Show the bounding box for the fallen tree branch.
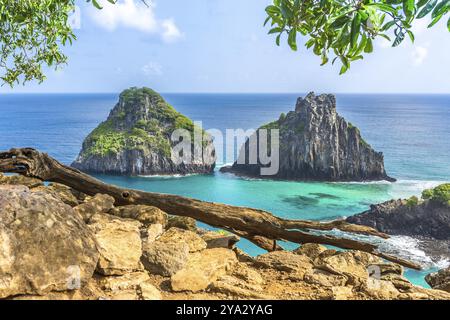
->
[0,148,421,270]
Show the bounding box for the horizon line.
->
[1,91,450,95]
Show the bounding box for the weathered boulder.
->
[0,173,43,188]
[109,205,168,226]
[221,92,394,182]
[0,185,98,298]
[138,281,162,300]
[72,87,216,175]
[75,194,115,222]
[98,272,150,292]
[142,241,190,276]
[200,230,240,249]
[143,223,164,245]
[11,279,104,300]
[88,213,143,275]
[426,267,450,292]
[294,243,327,260]
[231,263,265,286]
[171,248,238,292]
[158,227,207,252]
[32,183,84,207]
[255,251,314,274]
[315,251,382,279]
[167,216,197,231]
[303,269,348,287]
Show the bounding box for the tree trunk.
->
[0,148,421,269]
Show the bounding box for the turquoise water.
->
[1,93,449,287]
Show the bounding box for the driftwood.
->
[0,148,421,270]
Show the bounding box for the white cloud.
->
[411,43,429,66]
[161,19,183,43]
[88,0,181,42]
[142,62,163,76]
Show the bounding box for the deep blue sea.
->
[1,93,449,287]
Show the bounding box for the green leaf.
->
[403,0,416,18]
[265,5,280,15]
[448,16,450,31]
[365,3,398,14]
[407,30,415,42]
[364,38,373,53]
[417,0,438,18]
[351,55,363,61]
[350,12,362,49]
[417,0,429,7]
[432,0,450,18]
[379,33,392,41]
[321,53,329,66]
[288,29,297,51]
[339,64,348,75]
[276,34,281,46]
[381,20,396,31]
[355,34,368,55]
[268,27,283,34]
[428,13,444,27]
[340,56,350,69]
[393,31,405,47]
[92,0,103,10]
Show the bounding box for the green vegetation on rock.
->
[83,87,204,158]
[422,184,450,206]
[406,196,420,207]
[260,120,280,130]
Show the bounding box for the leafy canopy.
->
[0,0,135,86]
[265,0,450,74]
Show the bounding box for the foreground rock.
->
[1,178,450,300]
[171,248,238,292]
[88,214,143,275]
[0,185,98,298]
[221,92,394,182]
[72,87,216,175]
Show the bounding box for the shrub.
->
[406,196,419,207]
[422,184,450,206]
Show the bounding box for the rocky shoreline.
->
[1,173,450,300]
[347,184,450,266]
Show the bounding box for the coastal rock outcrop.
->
[220,92,394,181]
[426,267,450,292]
[72,87,216,175]
[347,198,450,240]
[347,184,450,263]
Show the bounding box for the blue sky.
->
[2,0,450,93]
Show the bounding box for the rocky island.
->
[221,92,394,182]
[72,87,216,175]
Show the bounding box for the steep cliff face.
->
[72,87,216,175]
[221,92,394,182]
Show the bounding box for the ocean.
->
[1,92,449,287]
